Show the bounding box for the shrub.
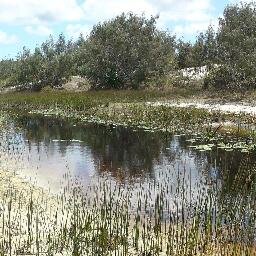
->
[204,64,256,90]
[203,66,233,89]
[215,2,256,89]
[80,13,176,90]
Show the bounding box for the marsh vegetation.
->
[0,1,256,256]
[0,113,255,255]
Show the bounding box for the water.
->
[0,114,254,198]
[1,113,256,254]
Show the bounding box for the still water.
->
[0,114,254,200]
[0,113,255,255]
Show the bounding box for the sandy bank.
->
[148,101,256,116]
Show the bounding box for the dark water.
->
[1,114,256,199]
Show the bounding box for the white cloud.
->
[81,0,214,36]
[66,24,91,39]
[82,0,155,22]
[0,0,217,39]
[25,25,52,36]
[173,18,219,38]
[0,0,84,25]
[154,0,213,22]
[230,0,252,3]
[174,23,209,37]
[0,31,18,44]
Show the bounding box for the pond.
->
[0,113,256,255]
[1,114,253,192]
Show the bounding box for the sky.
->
[0,0,250,59]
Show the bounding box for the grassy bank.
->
[2,87,256,110]
[1,89,256,139]
[0,88,199,111]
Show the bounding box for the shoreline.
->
[148,100,256,115]
[25,100,256,138]
[0,89,255,134]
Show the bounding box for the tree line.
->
[0,2,256,91]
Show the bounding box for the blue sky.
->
[0,0,247,59]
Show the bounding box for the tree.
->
[80,13,176,89]
[190,26,218,68]
[203,25,218,67]
[40,34,72,87]
[12,34,76,90]
[0,59,17,86]
[55,33,66,55]
[176,40,194,69]
[212,2,256,89]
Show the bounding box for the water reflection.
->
[16,115,176,181]
[1,114,256,199]
[1,113,256,251]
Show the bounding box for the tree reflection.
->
[14,115,256,195]
[15,115,173,181]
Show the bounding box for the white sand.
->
[148,101,256,116]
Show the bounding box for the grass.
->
[2,87,256,111]
[0,153,255,255]
[0,89,177,112]
[1,89,256,139]
[1,89,256,255]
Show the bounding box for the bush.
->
[81,13,176,90]
[203,66,233,89]
[204,64,256,90]
[215,2,256,90]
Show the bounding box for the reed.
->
[0,154,255,255]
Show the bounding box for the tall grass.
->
[1,90,256,138]
[0,157,255,255]
[0,95,256,255]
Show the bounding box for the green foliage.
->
[193,26,218,68]
[0,14,176,91]
[204,65,234,89]
[80,13,176,89]
[0,59,17,87]
[2,2,256,92]
[176,26,218,70]
[6,34,77,91]
[213,2,256,89]
[176,40,194,69]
